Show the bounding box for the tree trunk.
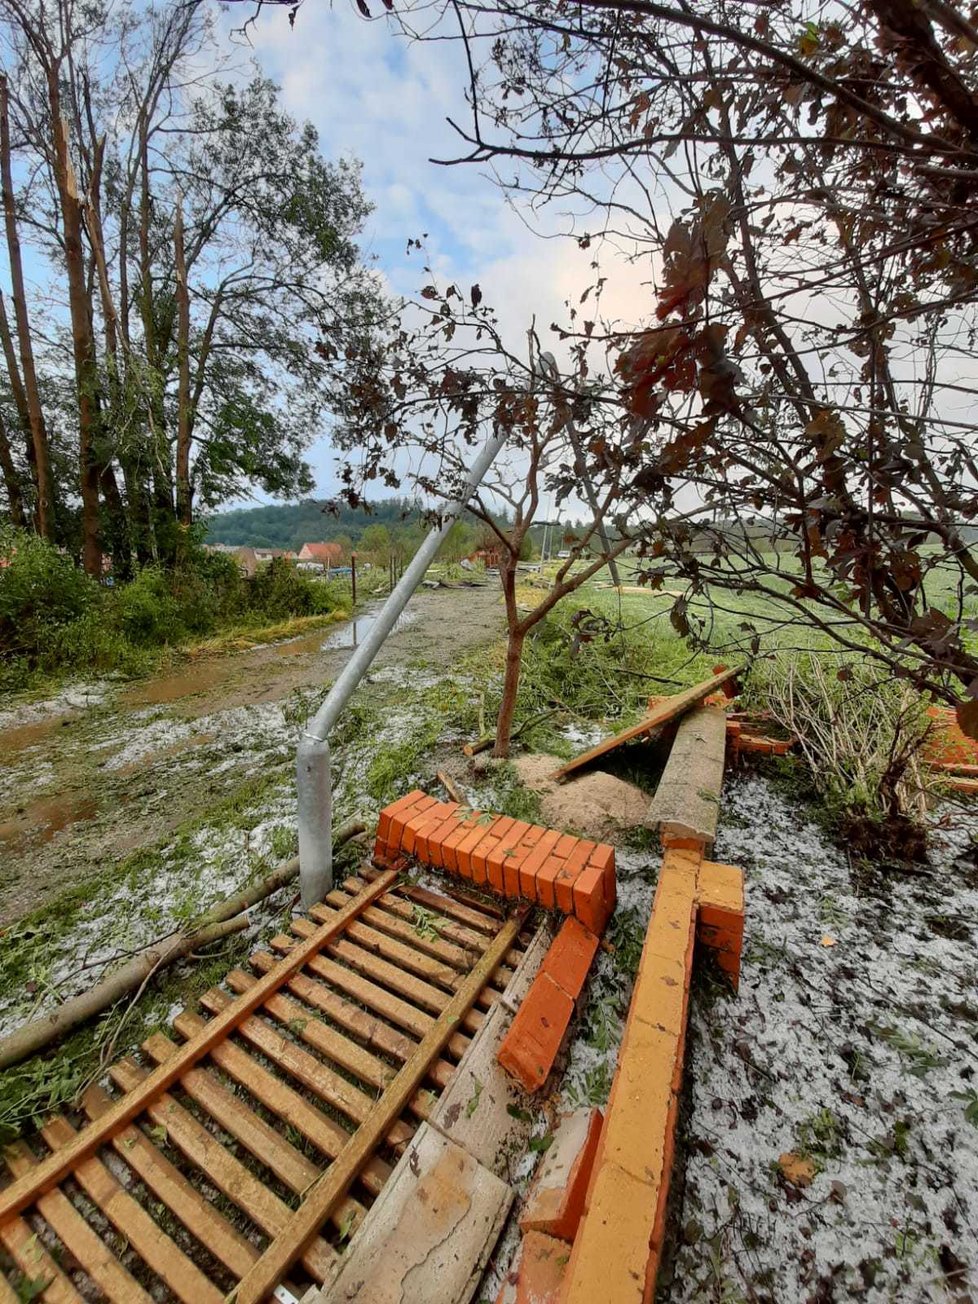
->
[173,200,192,531]
[493,626,526,758]
[0,405,26,527]
[493,559,524,758]
[51,106,102,575]
[0,75,54,539]
[100,464,132,580]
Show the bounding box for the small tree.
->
[336,282,633,756]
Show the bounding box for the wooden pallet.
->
[0,867,528,1304]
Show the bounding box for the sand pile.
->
[513,753,649,842]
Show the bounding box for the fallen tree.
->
[0,817,365,1070]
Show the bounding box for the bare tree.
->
[336,280,634,755]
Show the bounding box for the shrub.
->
[112,568,184,645]
[0,527,98,661]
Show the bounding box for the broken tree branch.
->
[0,818,366,1070]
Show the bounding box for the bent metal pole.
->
[296,428,507,907]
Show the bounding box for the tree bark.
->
[0,405,26,527]
[493,556,524,758]
[174,200,192,530]
[51,106,102,575]
[0,75,54,539]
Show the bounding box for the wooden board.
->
[0,867,524,1303]
[551,666,739,780]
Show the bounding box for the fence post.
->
[350,552,357,606]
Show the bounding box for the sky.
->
[215,2,656,502]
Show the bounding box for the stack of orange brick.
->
[497,916,601,1093]
[561,848,744,1303]
[924,706,978,791]
[375,790,616,934]
[496,1109,603,1304]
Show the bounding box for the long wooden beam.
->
[551,667,739,780]
[229,904,528,1303]
[0,868,400,1224]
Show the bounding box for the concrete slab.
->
[319,1123,512,1304]
[430,1000,539,1179]
[499,921,552,1014]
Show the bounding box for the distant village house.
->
[297,541,344,571]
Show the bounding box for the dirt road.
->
[0,584,503,927]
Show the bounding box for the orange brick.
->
[375,789,428,845]
[439,810,485,873]
[562,838,598,877]
[572,864,611,934]
[560,1160,658,1304]
[587,843,615,877]
[553,833,578,860]
[456,819,497,881]
[534,856,564,910]
[520,1108,603,1242]
[379,790,438,855]
[471,816,516,887]
[400,801,452,856]
[421,811,469,870]
[485,820,533,885]
[541,916,600,1001]
[660,833,707,852]
[496,1230,569,1304]
[553,863,581,916]
[630,946,691,1036]
[517,829,563,900]
[503,825,548,898]
[414,802,459,862]
[497,973,574,1093]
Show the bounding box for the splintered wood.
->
[0,869,527,1303]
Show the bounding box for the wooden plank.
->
[0,1208,84,1304]
[245,955,456,1091]
[142,1025,391,1198]
[306,905,462,990]
[202,985,436,1124]
[289,923,485,1030]
[551,667,739,779]
[364,868,501,934]
[314,893,478,970]
[0,869,399,1222]
[184,995,423,1141]
[230,906,527,1303]
[341,877,501,956]
[5,1142,152,1304]
[267,937,471,1054]
[141,1032,368,1238]
[81,1084,258,1280]
[248,949,422,1061]
[290,918,480,1021]
[0,1270,21,1304]
[224,969,394,1087]
[40,1116,223,1304]
[108,1059,336,1284]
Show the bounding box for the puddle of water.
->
[0,713,77,756]
[321,606,418,650]
[0,794,100,849]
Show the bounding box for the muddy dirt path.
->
[0,585,503,925]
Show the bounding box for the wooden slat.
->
[185,997,414,1145]
[265,938,452,1048]
[224,969,396,1088]
[108,1060,336,1284]
[248,950,422,1064]
[142,1032,368,1238]
[0,1269,21,1304]
[0,869,400,1223]
[5,1142,152,1304]
[342,877,496,954]
[551,667,739,779]
[82,1084,257,1280]
[245,956,456,1092]
[0,1208,84,1304]
[307,905,462,990]
[144,1025,390,1197]
[201,984,437,1123]
[231,905,527,1303]
[40,1116,223,1304]
[379,875,501,935]
[314,893,477,970]
[287,923,485,1030]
